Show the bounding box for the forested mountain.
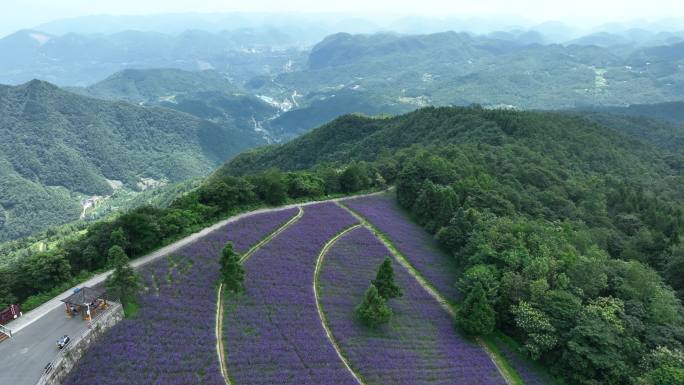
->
[583,101,684,124]
[220,106,684,383]
[0,79,264,240]
[82,68,239,104]
[82,68,280,141]
[223,106,676,177]
[82,68,408,141]
[251,31,684,125]
[570,102,684,159]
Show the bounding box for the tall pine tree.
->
[220,242,245,293]
[372,257,403,299]
[356,284,392,327]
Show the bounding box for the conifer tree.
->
[356,284,392,327]
[372,257,403,299]
[457,282,495,335]
[220,242,245,293]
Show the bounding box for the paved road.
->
[0,190,386,385]
[0,306,88,385]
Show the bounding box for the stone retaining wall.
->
[38,302,124,385]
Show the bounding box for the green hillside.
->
[582,101,684,124]
[222,106,684,294]
[219,106,684,383]
[84,68,238,104]
[2,105,683,383]
[84,68,280,141]
[267,90,414,138]
[222,106,671,178]
[0,79,264,240]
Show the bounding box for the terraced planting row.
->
[63,208,299,385]
[222,202,359,385]
[342,194,463,302]
[318,226,505,384]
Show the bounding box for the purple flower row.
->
[223,202,359,385]
[342,194,462,301]
[63,208,299,385]
[319,226,506,385]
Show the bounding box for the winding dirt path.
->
[336,202,516,385]
[313,224,365,385]
[216,284,229,385]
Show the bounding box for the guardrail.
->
[36,302,122,385]
[0,324,11,339]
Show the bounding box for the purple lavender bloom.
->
[63,208,299,385]
[343,194,462,301]
[223,202,359,385]
[495,339,555,385]
[319,226,506,385]
[343,195,555,384]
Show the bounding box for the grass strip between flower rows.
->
[313,224,366,385]
[217,206,304,385]
[337,201,521,385]
[216,283,229,385]
[240,207,304,263]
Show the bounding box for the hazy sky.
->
[2,0,683,36]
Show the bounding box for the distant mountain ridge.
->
[261,30,684,114]
[0,79,264,240]
[0,29,305,86]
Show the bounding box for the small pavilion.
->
[61,287,109,321]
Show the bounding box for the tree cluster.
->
[356,257,402,328]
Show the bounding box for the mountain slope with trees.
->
[82,68,239,104]
[83,68,280,141]
[1,105,683,383]
[220,106,684,383]
[256,31,684,133]
[0,79,264,240]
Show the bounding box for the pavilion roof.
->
[61,287,103,306]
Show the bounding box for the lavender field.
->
[343,194,462,301]
[223,202,359,385]
[63,208,299,385]
[344,194,555,385]
[319,226,505,385]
